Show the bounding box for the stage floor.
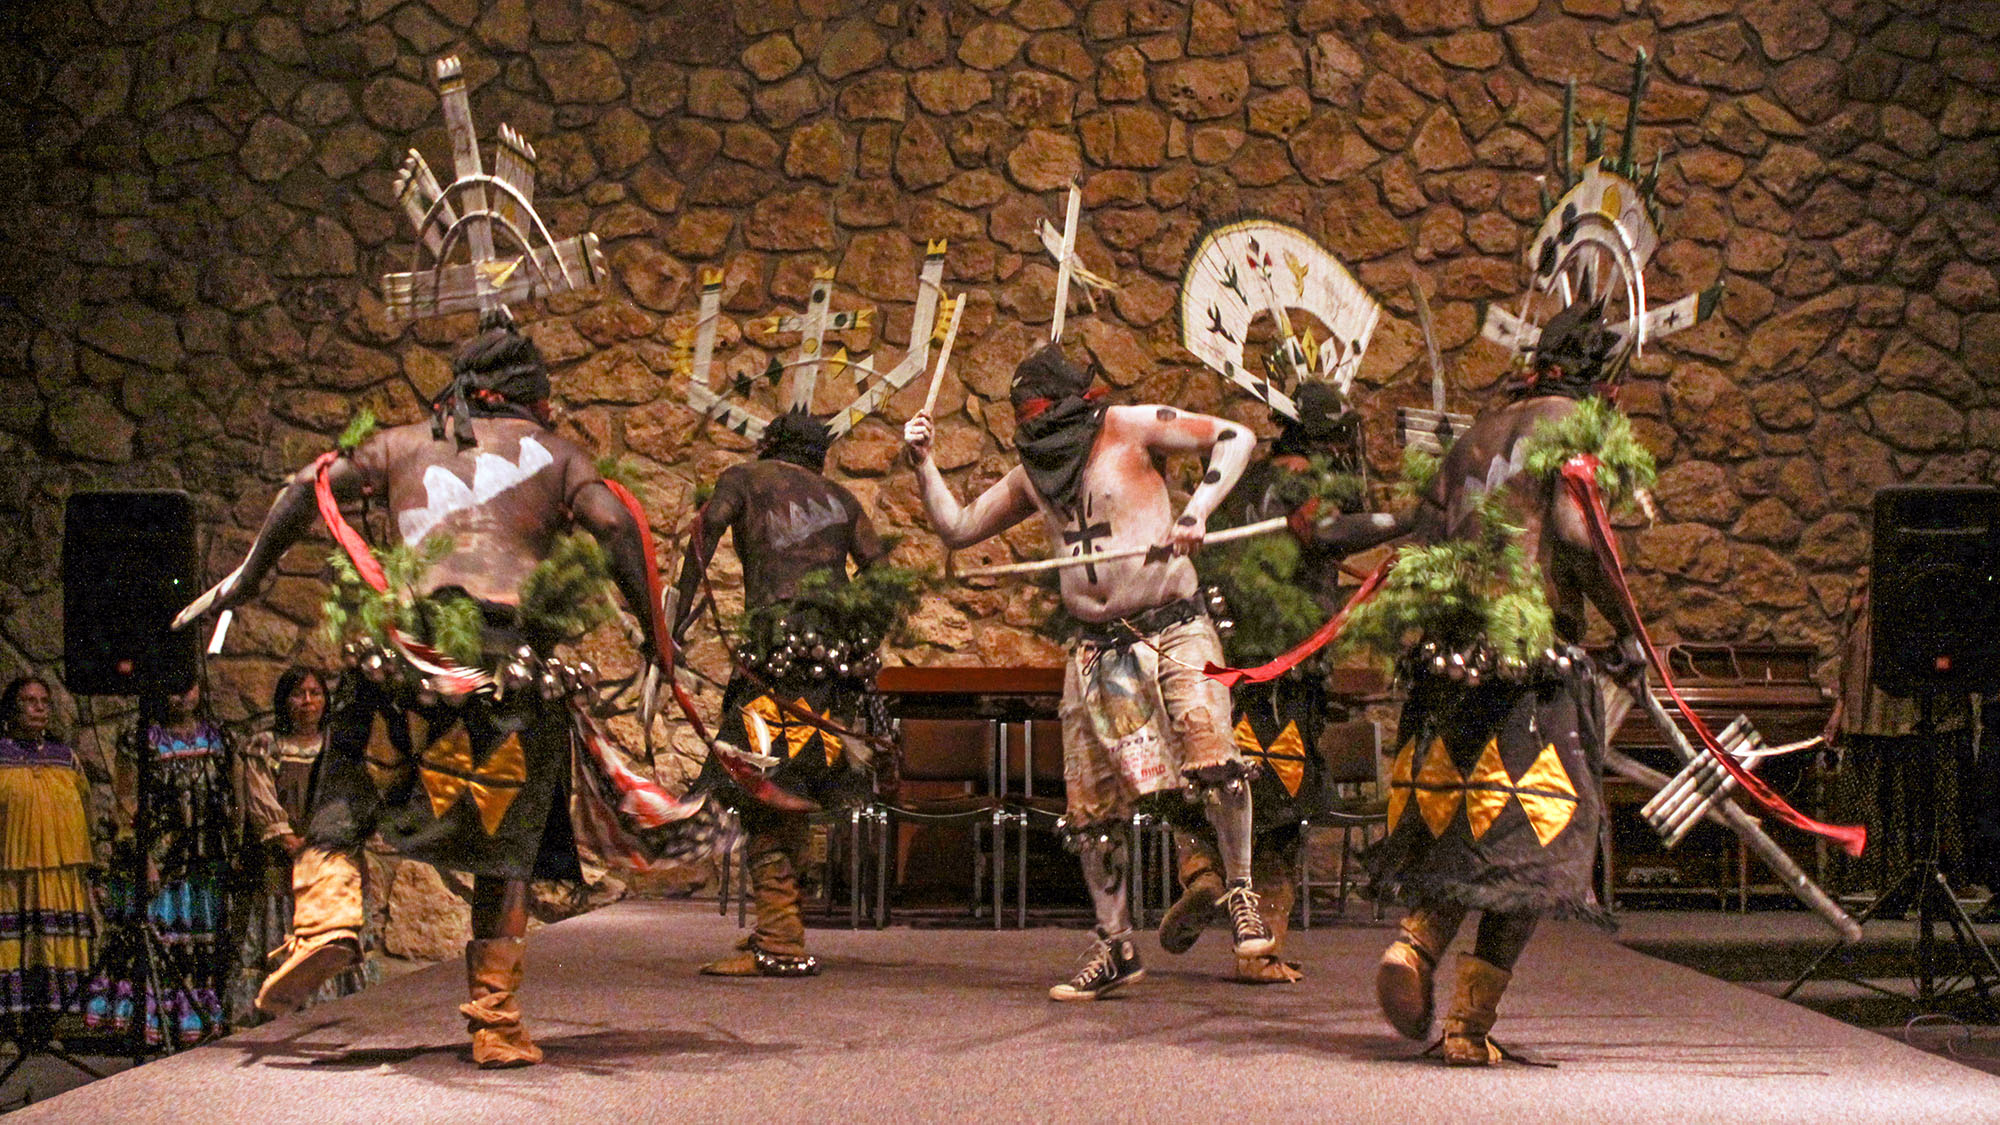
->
[15,901,2000,1124]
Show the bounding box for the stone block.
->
[1152,58,1249,121]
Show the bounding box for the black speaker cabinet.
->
[1869,484,2000,698]
[62,490,200,696]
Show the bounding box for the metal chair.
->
[1298,718,1387,926]
[879,717,1009,925]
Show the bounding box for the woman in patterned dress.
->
[0,675,96,1040]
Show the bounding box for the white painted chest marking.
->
[398,436,555,547]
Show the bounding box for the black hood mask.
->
[1516,296,1619,400]
[1270,380,1361,463]
[1010,343,1104,514]
[432,313,552,442]
[759,407,834,472]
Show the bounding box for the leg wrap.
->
[1159,831,1225,956]
[254,846,363,1017]
[462,937,542,1068]
[1376,905,1465,1040]
[1066,823,1132,940]
[702,815,820,977]
[746,827,808,958]
[1197,775,1254,887]
[1441,954,1513,1066]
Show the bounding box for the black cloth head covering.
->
[431,312,552,442]
[1271,380,1360,460]
[1517,296,1618,400]
[759,406,834,471]
[1009,341,1093,408]
[1010,343,1103,514]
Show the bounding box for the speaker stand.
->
[1782,693,2000,1018]
[0,1019,108,1094]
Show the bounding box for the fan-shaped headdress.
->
[1177,216,1380,472]
[380,56,609,441]
[1479,52,1723,395]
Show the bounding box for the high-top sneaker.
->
[1048,929,1146,1001]
[1223,883,1275,957]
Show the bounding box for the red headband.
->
[1014,385,1107,422]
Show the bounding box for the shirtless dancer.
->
[673,409,887,977]
[1307,300,1643,1063]
[191,321,662,1066]
[903,343,1270,1000]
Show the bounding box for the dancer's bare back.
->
[673,459,885,633]
[195,415,659,651]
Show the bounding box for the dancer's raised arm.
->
[903,410,1038,549]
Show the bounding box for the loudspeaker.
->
[62,490,200,696]
[1869,484,2000,698]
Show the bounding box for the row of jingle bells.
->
[1201,586,1237,638]
[347,640,598,706]
[1410,639,1578,687]
[737,626,884,683]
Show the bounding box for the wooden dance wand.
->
[956,515,1290,580]
[921,293,965,418]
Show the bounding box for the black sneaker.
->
[1049,930,1146,1001]
[1225,884,1275,957]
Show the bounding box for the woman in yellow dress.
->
[0,675,96,1037]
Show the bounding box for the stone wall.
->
[0,0,1995,759]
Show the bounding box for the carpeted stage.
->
[16,901,2000,1124]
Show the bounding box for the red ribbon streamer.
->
[313,452,386,593]
[1560,455,1867,857]
[1203,556,1394,688]
[602,479,674,673]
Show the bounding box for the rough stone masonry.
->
[0,1,1992,896]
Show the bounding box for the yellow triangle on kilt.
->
[1464,738,1511,841]
[1515,742,1579,847]
[743,694,834,765]
[1414,738,1464,838]
[419,725,528,836]
[1231,718,1308,797]
[419,725,475,822]
[1385,737,1416,832]
[1265,721,1307,797]
[364,712,410,793]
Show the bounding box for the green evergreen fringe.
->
[1399,444,1441,499]
[1519,396,1657,510]
[734,564,926,659]
[1266,454,1366,515]
[1336,489,1555,669]
[518,533,622,641]
[319,532,623,667]
[1197,457,1362,666]
[1194,535,1327,666]
[594,455,644,494]
[338,409,378,454]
